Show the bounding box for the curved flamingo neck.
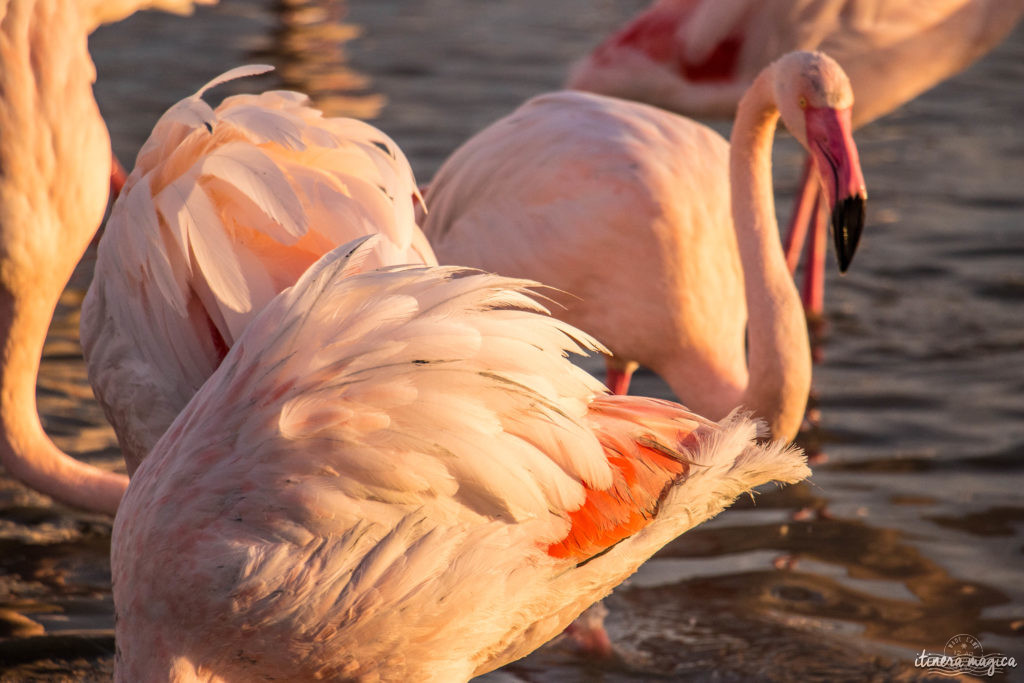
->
[0,0,127,514]
[728,67,811,440]
[0,291,126,514]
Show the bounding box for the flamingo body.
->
[423,52,867,441]
[425,91,749,424]
[570,0,1024,128]
[82,67,435,474]
[112,239,809,681]
[568,0,1024,314]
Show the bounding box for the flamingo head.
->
[774,51,867,272]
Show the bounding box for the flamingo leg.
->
[92,153,129,249]
[802,194,826,317]
[782,156,818,274]
[563,601,614,658]
[111,152,128,199]
[604,356,638,395]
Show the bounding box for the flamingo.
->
[421,51,867,440]
[567,0,1024,315]
[81,65,435,475]
[0,0,215,515]
[111,235,810,681]
[88,65,808,676]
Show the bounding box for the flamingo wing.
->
[547,395,707,562]
[82,66,434,473]
[114,239,808,680]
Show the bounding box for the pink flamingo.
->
[0,0,215,515]
[81,65,435,474]
[90,66,763,666]
[568,0,1024,315]
[111,236,810,681]
[422,51,867,439]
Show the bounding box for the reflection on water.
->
[1,0,1023,679]
[268,0,386,119]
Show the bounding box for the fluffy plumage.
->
[112,238,809,682]
[82,66,434,473]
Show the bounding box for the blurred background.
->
[0,1,1021,679]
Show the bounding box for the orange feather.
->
[547,396,701,563]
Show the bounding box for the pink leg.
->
[802,195,826,317]
[604,357,637,395]
[93,153,129,248]
[783,156,818,275]
[563,601,614,658]
[110,153,128,200]
[414,182,429,208]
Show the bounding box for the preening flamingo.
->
[568,0,1024,314]
[112,236,810,681]
[422,51,867,441]
[81,66,435,475]
[0,0,213,515]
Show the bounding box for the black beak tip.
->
[831,194,866,273]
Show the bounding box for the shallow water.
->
[1,0,1022,680]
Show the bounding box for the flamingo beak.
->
[805,106,867,273]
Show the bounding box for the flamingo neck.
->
[0,0,127,513]
[728,68,811,440]
[0,290,125,514]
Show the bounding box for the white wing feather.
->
[198,143,309,240]
[81,67,435,473]
[113,240,807,681]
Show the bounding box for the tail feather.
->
[687,409,808,486]
[651,408,808,542]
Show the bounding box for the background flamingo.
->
[0,0,217,515]
[568,0,1024,315]
[422,51,866,441]
[112,236,810,681]
[82,65,435,474]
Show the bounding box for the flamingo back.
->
[422,90,750,419]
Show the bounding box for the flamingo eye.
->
[799,96,808,109]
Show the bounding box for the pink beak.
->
[805,106,867,272]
